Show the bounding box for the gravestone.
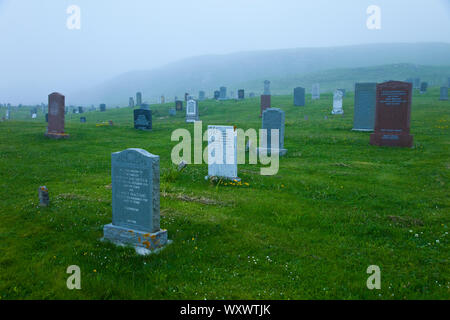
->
[198,91,205,101]
[264,80,271,95]
[353,83,377,131]
[136,92,142,106]
[260,95,271,116]
[238,89,245,100]
[100,104,106,112]
[331,90,344,115]
[175,100,183,111]
[249,92,255,98]
[103,148,169,254]
[440,87,448,101]
[78,106,84,114]
[214,90,220,100]
[129,97,135,108]
[205,125,240,181]
[219,87,227,100]
[338,89,346,97]
[160,96,165,104]
[420,82,428,94]
[32,113,37,119]
[312,83,320,100]
[184,93,189,102]
[185,99,199,123]
[370,81,413,148]
[294,87,305,106]
[5,108,10,120]
[80,117,86,123]
[46,92,69,139]
[45,113,48,122]
[258,108,287,156]
[134,109,152,130]
[414,78,421,89]
[169,108,176,116]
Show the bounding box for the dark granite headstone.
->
[78,106,84,114]
[103,148,169,254]
[46,92,68,139]
[238,89,245,100]
[100,104,106,112]
[175,100,183,111]
[420,82,428,94]
[294,87,305,106]
[440,87,449,101]
[134,109,152,130]
[259,108,287,156]
[214,90,220,100]
[260,95,271,116]
[370,81,413,148]
[353,83,377,131]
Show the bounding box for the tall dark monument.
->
[46,92,69,139]
[260,95,271,117]
[370,81,413,148]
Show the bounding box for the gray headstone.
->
[129,97,135,108]
[134,109,152,130]
[214,90,220,100]
[136,92,142,106]
[353,83,376,131]
[186,99,199,123]
[294,87,305,106]
[103,148,169,254]
[440,87,449,101]
[259,108,287,156]
[199,91,205,101]
[420,82,428,94]
[100,104,106,112]
[219,87,227,100]
[312,83,320,100]
[238,89,245,100]
[169,108,176,116]
[264,80,271,95]
[414,78,421,89]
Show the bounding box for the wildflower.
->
[93,269,97,273]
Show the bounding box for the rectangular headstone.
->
[312,83,320,100]
[46,92,69,139]
[294,87,305,106]
[103,148,168,253]
[134,109,152,130]
[353,83,377,131]
[169,108,176,116]
[331,90,344,115]
[186,99,199,123]
[78,106,84,114]
[420,82,428,94]
[198,91,205,101]
[440,87,449,101]
[214,90,220,100]
[136,92,142,106]
[370,81,413,147]
[238,89,245,100]
[175,100,183,111]
[259,108,287,156]
[219,87,227,100]
[100,104,106,112]
[80,117,86,123]
[206,125,240,181]
[260,95,271,117]
[414,78,420,89]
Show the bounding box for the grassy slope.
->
[0,88,449,299]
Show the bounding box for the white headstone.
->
[186,99,199,122]
[332,90,344,115]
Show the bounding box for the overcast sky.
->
[0,0,449,104]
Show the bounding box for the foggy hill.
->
[73,42,450,105]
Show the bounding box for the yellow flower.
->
[93,269,97,273]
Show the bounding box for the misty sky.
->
[0,0,449,104]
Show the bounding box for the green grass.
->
[0,88,449,300]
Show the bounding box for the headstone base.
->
[370,133,413,148]
[45,132,69,139]
[352,128,373,132]
[331,109,344,115]
[205,175,241,182]
[102,223,170,254]
[257,148,288,156]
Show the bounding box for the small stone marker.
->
[103,148,169,255]
[206,125,240,181]
[186,99,199,123]
[100,104,106,112]
[294,87,305,106]
[264,80,271,95]
[31,113,37,119]
[136,92,142,106]
[38,186,49,207]
[420,82,428,94]
[331,90,344,115]
[370,81,413,148]
[134,109,152,130]
[312,83,320,100]
[219,87,227,100]
[238,89,245,100]
[80,117,86,123]
[258,108,287,156]
[175,100,183,111]
[260,95,271,117]
[440,87,448,101]
[169,108,176,116]
[46,92,69,139]
[129,97,135,108]
[353,83,376,131]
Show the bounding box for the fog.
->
[0,0,449,104]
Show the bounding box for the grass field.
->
[0,88,448,299]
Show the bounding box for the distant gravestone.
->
[186,99,199,123]
[160,96,165,104]
[258,108,287,156]
[214,90,220,100]
[46,92,68,139]
[353,83,377,131]
[440,87,449,101]
[32,113,37,119]
[5,108,10,120]
[260,95,271,116]
[184,93,189,102]
[420,82,428,94]
[413,78,421,89]
[134,109,152,130]
[238,89,245,100]
[100,104,106,112]
[294,87,305,106]
[78,106,84,114]
[80,117,86,123]
[103,148,169,254]
[175,100,183,111]
[45,113,48,122]
[129,97,135,108]
[338,89,346,97]
[370,81,413,148]
[199,91,205,101]
[169,108,176,116]
[312,83,320,100]
[206,125,240,181]
[136,92,142,106]
[331,90,344,115]
[263,80,271,95]
[219,87,227,100]
[249,92,255,98]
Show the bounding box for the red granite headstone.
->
[260,95,271,117]
[46,92,69,139]
[370,81,413,147]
